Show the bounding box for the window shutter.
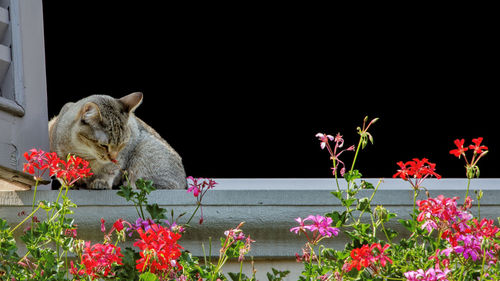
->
[0,0,49,190]
[0,0,24,117]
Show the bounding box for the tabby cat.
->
[48,92,187,189]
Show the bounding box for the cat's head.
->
[74,92,143,163]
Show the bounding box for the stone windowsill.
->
[1,178,499,259]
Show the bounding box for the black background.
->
[41,2,498,178]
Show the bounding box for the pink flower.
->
[290,215,339,245]
[315,133,334,150]
[404,267,450,281]
[290,217,306,234]
[316,132,355,177]
[100,218,106,233]
[305,215,339,238]
[186,177,217,224]
[186,177,217,198]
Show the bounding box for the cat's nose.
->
[109,150,119,161]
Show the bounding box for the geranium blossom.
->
[23,149,59,181]
[393,158,441,189]
[404,267,450,281]
[54,154,93,186]
[469,137,488,154]
[449,139,468,158]
[315,133,334,150]
[315,132,354,177]
[450,138,488,179]
[417,195,460,224]
[71,241,123,280]
[454,234,482,261]
[343,243,392,272]
[290,215,339,245]
[134,223,183,274]
[344,244,373,272]
[186,177,217,224]
[305,215,339,238]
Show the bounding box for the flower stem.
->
[31,180,39,212]
[357,179,382,224]
[51,184,65,219]
[350,137,363,173]
[185,202,201,226]
[30,180,40,234]
[464,177,471,204]
[10,204,42,234]
[239,260,244,281]
[480,249,487,281]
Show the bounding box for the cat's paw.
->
[88,179,112,190]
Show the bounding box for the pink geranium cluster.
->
[186,177,218,224]
[404,267,451,281]
[290,215,339,245]
[403,194,500,279]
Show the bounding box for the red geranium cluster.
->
[70,242,123,280]
[134,223,183,275]
[343,243,392,273]
[23,149,92,186]
[393,158,441,189]
[23,149,59,181]
[450,138,488,179]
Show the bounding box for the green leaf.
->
[342,198,356,208]
[229,272,250,281]
[326,211,347,227]
[356,197,371,213]
[146,203,167,220]
[117,184,135,201]
[399,218,416,232]
[344,170,362,182]
[359,180,374,190]
[331,191,342,200]
[136,178,156,194]
[385,228,399,240]
[139,272,158,281]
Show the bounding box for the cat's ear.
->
[81,102,101,123]
[119,92,143,113]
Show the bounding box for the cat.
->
[48,92,187,190]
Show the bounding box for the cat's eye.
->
[99,144,109,150]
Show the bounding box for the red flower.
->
[450,138,488,179]
[344,244,375,272]
[371,243,393,267]
[55,154,93,186]
[450,139,468,158]
[393,158,441,189]
[473,218,499,238]
[469,137,488,154]
[113,218,124,232]
[73,241,123,280]
[344,243,392,273]
[134,223,183,274]
[23,149,59,181]
[417,195,460,225]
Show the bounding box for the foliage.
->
[2,118,500,280]
[289,117,499,280]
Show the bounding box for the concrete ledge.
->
[1,178,499,259]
